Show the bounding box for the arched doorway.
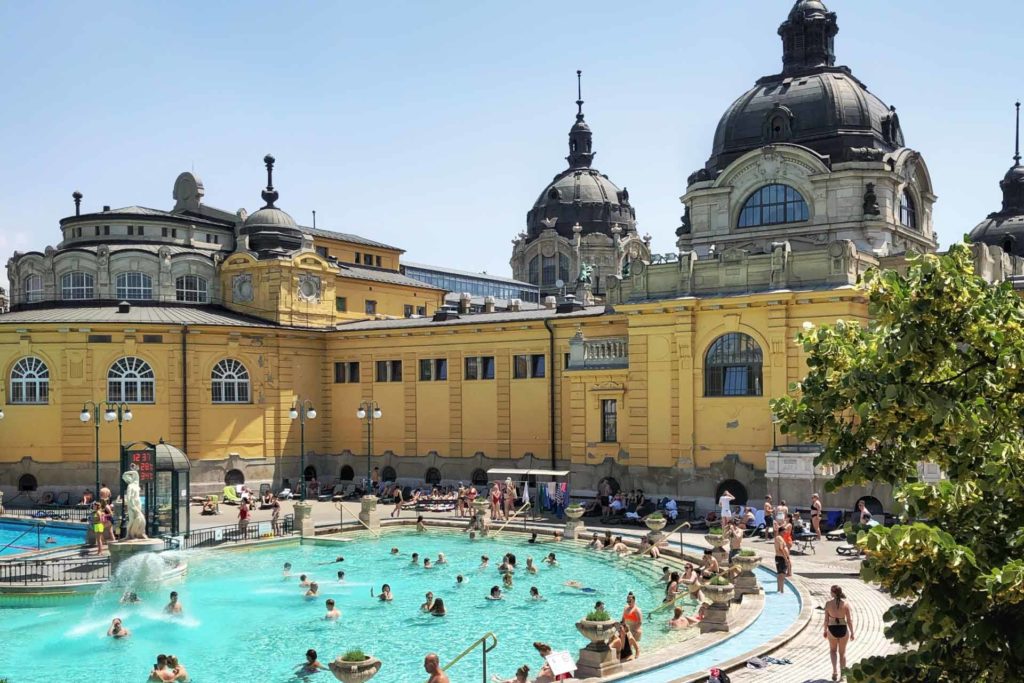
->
[855,495,884,517]
[471,468,488,486]
[716,479,748,506]
[425,467,442,485]
[303,466,317,482]
[224,469,245,486]
[18,473,38,492]
[339,465,355,482]
[381,466,397,482]
[598,477,621,496]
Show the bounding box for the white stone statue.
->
[122,470,148,540]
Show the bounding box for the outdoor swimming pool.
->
[0,530,799,682]
[0,519,87,556]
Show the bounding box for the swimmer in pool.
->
[319,556,344,566]
[337,570,345,582]
[487,585,504,600]
[411,553,420,566]
[164,591,182,614]
[299,574,311,587]
[479,555,490,569]
[283,562,292,578]
[543,553,558,566]
[525,557,538,574]
[564,580,597,593]
[391,547,400,555]
[298,649,326,675]
[456,575,466,587]
[530,586,543,600]
[503,573,514,589]
[107,617,130,638]
[304,582,319,599]
[373,584,393,601]
[423,558,433,569]
[324,598,341,620]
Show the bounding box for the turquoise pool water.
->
[0,531,799,682]
[0,519,86,555]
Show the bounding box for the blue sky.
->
[1,0,1021,292]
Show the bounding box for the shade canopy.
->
[486,468,570,478]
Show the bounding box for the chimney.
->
[509,298,522,312]
[458,292,472,315]
[72,191,83,216]
[557,293,584,313]
[483,296,496,314]
[543,296,557,310]
[117,301,131,314]
[102,205,111,212]
[432,305,460,322]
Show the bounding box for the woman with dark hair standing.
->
[823,585,855,681]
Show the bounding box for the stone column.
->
[358,495,380,532]
[472,499,491,536]
[293,501,315,537]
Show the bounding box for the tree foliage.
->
[771,244,1024,682]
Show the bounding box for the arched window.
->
[900,190,917,230]
[18,473,38,492]
[542,255,557,286]
[303,466,317,482]
[738,184,809,228]
[704,333,763,397]
[61,272,94,300]
[381,466,397,482]
[115,272,153,300]
[107,357,156,403]
[716,479,749,507]
[425,467,442,485]
[528,257,539,285]
[225,469,245,486]
[10,357,49,404]
[23,274,43,303]
[175,275,208,303]
[211,359,250,404]
[558,253,570,284]
[339,465,355,481]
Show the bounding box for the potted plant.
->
[731,548,760,573]
[565,503,585,520]
[705,526,725,548]
[329,649,382,683]
[703,574,735,605]
[644,511,667,532]
[472,497,490,514]
[575,607,618,648]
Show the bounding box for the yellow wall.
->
[311,235,402,272]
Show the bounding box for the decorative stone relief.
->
[297,273,321,303]
[232,274,253,303]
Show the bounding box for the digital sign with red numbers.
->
[128,448,155,481]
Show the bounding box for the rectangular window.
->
[206,233,212,243]
[316,246,329,258]
[376,360,402,382]
[481,356,495,379]
[95,226,101,236]
[375,255,382,267]
[465,357,479,380]
[564,352,571,370]
[365,300,377,315]
[354,253,361,264]
[336,297,347,312]
[103,225,110,235]
[419,359,433,381]
[127,225,134,236]
[171,228,177,238]
[335,361,360,383]
[601,399,618,443]
[435,358,447,381]
[404,305,414,318]
[513,355,530,379]
[531,354,546,378]
[138,225,144,236]
[162,227,168,237]
[417,306,426,316]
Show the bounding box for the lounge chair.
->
[744,510,767,537]
[222,486,241,505]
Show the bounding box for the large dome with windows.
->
[525,86,637,242]
[699,0,905,180]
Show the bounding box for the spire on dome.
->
[1000,101,1024,214]
[778,0,838,75]
[567,70,595,168]
[1014,101,1021,166]
[261,154,279,208]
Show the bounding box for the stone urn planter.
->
[731,551,760,574]
[703,580,735,606]
[731,551,761,598]
[565,505,585,521]
[329,654,382,683]
[704,530,726,549]
[644,514,667,532]
[472,498,490,515]
[575,617,619,648]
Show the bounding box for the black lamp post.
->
[356,401,382,494]
[106,402,132,535]
[80,401,133,498]
[290,399,317,501]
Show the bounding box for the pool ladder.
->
[0,520,46,554]
[427,631,498,683]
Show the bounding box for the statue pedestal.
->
[712,547,729,568]
[563,518,585,540]
[575,644,621,679]
[699,602,732,633]
[110,539,165,571]
[293,502,315,537]
[358,496,380,532]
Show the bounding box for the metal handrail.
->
[428,632,498,683]
[491,502,531,536]
[338,501,381,538]
[0,520,45,554]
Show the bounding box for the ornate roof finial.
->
[576,69,584,121]
[261,154,279,208]
[1014,101,1021,166]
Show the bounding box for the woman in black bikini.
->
[823,585,855,681]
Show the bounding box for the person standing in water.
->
[324,598,341,620]
[824,585,855,681]
[164,591,182,614]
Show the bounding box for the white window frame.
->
[61,271,95,300]
[175,274,209,303]
[107,356,155,403]
[211,358,250,404]
[23,274,43,302]
[115,272,153,300]
[10,356,49,404]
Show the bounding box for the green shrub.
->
[708,527,723,535]
[341,649,368,662]
[738,549,756,557]
[647,512,664,520]
[709,575,732,586]
[585,608,612,621]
